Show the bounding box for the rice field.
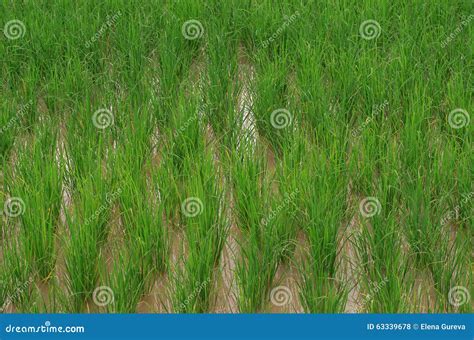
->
[1,0,472,314]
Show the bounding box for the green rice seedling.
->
[455,151,473,236]
[236,217,281,312]
[108,116,167,306]
[149,1,204,128]
[166,95,205,175]
[0,240,32,312]
[28,278,68,313]
[230,146,282,312]
[355,214,412,313]
[114,98,155,176]
[430,233,471,313]
[171,150,227,313]
[251,54,293,153]
[64,171,114,312]
[117,168,168,275]
[274,130,309,260]
[158,94,206,222]
[236,245,279,312]
[235,185,284,313]
[302,143,347,278]
[0,98,30,162]
[296,140,349,313]
[170,264,213,314]
[353,135,413,313]
[419,135,472,312]
[63,96,117,189]
[232,137,306,311]
[106,244,149,313]
[230,148,268,233]
[3,276,38,313]
[202,3,239,147]
[6,120,62,280]
[294,44,335,140]
[155,158,182,224]
[398,166,466,312]
[401,171,441,265]
[298,262,348,313]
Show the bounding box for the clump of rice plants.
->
[0,0,471,315]
[171,149,228,313]
[5,120,62,281]
[64,171,114,312]
[297,140,349,313]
